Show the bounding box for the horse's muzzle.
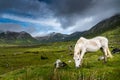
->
[76,66,80,69]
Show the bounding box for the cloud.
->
[49,0,120,29]
[0,0,53,19]
[1,14,60,27]
[47,0,94,28]
[0,0,120,36]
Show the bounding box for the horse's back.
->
[77,36,108,44]
[78,36,108,47]
[94,36,108,40]
[94,36,108,42]
[93,36,108,47]
[78,36,108,42]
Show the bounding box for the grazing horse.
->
[73,36,113,68]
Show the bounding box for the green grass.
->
[0,27,120,80]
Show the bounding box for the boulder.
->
[112,48,120,54]
[54,59,67,68]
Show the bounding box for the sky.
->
[0,0,120,36]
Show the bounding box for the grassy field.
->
[0,27,120,80]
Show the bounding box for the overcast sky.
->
[0,0,120,36]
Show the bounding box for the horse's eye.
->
[77,59,79,60]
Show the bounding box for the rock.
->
[112,48,120,54]
[40,55,48,60]
[54,59,67,68]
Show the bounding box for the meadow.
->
[0,27,120,80]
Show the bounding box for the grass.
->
[0,27,120,80]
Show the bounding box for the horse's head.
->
[73,38,84,68]
[73,54,81,68]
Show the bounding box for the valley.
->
[0,14,120,80]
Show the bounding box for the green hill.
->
[0,31,38,45]
[83,14,120,38]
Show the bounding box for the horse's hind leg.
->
[79,49,86,66]
[107,47,113,58]
[103,48,108,63]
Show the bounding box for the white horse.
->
[73,36,113,68]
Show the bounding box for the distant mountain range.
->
[35,32,68,43]
[36,14,120,42]
[0,14,120,44]
[0,31,37,44]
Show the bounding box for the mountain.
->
[36,14,120,42]
[66,14,120,39]
[0,30,3,33]
[36,32,68,43]
[83,14,120,37]
[0,31,37,44]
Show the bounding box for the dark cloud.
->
[0,0,52,19]
[0,0,119,28]
[51,0,93,16]
[47,0,95,28]
[49,0,120,28]
[0,0,120,35]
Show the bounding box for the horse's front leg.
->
[79,49,86,66]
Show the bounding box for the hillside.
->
[83,14,120,37]
[0,31,37,44]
